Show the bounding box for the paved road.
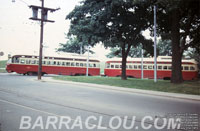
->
[0,73,199,131]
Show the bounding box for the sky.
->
[0,0,110,61]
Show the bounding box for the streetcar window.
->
[93,64,96,67]
[66,62,70,66]
[71,62,75,66]
[138,65,141,69]
[111,65,114,68]
[76,63,80,66]
[36,61,39,64]
[115,65,119,68]
[42,61,46,64]
[190,66,195,71]
[181,66,183,70]
[184,66,189,71]
[26,60,31,64]
[15,58,19,63]
[31,60,36,64]
[120,65,122,68]
[57,61,61,65]
[143,65,147,69]
[47,61,51,65]
[129,65,133,69]
[84,63,87,67]
[62,62,65,66]
[168,66,172,70]
[89,64,93,67]
[163,66,167,70]
[80,63,83,67]
[20,59,25,64]
[134,65,137,69]
[158,66,162,70]
[53,61,56,65]
[148,65,153,69]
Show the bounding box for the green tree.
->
[67,0,152,80]
[56,35,94,54]
[156,0,200,83]
[146,0,200,83]
[157,39,172,56]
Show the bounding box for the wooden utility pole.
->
[29,0,59,80]
[38,0,44,80]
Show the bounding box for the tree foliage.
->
[56,35,94,54]
[66,0,153,80]
[151,0,200,83]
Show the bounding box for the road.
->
[0,73,199,131]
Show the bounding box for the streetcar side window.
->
[115,65,119,68]
[76,63,80,67]
[158,66,162,70]
[129,65,133,69]
[163,66,167,70]
[71,62,75,66]
[80,63,83,67]
[168,66,172,70]
[111,65,114,68]
[89,64,93,67]
[57,61,61,66]
[184,66,189,71]
[134,65,137,69]
[148,65,153,69]
[190,66,195,71]
[47,61,51,65]
[20,59,25,64]
[93,64,96,67]
[66,62,70,66]
[53,61,56,65]
[14,58,19,63]
[31,60,36,64]
[138,65,141,69]
[143,65,147,69]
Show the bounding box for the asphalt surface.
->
[0,73,199,131]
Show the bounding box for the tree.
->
[146,0,200,83]
[66,0,152,80]
[56,35,94,54]
[157,39,172,56]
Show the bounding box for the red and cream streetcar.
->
[104,56,198,80]
[6,54,100,76]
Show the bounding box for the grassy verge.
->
[0,60,7,73]
[54,76,200,95]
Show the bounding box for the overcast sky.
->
[0,0,111,61]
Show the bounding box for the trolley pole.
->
[38,0,44,80]
[154,5,157,83]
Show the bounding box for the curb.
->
[38,77,200,101]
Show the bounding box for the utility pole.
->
[29,0,59,80]
[38,0,44,80]
[154,5,157,83]
[141,49,144,80]
[86,46,89,76]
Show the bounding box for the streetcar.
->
[6,54,100,76]
[104,56,198,80]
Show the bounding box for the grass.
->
[54,76,200,95]
[0,60,7,73]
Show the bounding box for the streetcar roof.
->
[106,56,197,64]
